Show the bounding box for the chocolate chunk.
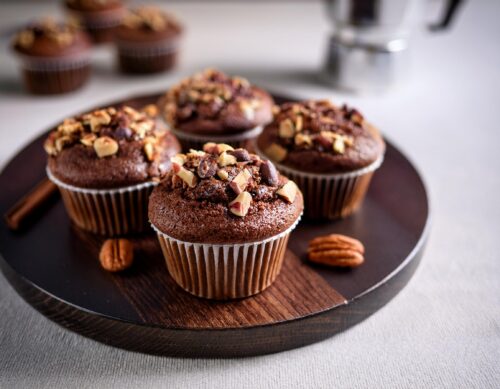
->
[229,148,251,162]
[197,156,218,178]
[113,112,130,128]
[114,126,133,140]
[33,26,44,36]
[260,160,279,186]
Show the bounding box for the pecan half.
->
[308,234,364,268]
[99,239,134,272]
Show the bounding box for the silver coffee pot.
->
[322,0,464,92]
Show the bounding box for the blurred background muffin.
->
[11,18,92,95]
[115,6,183,74]
[63,0,125,43]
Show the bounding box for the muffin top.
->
[64,0,124,12]
[116,6,182,43]
[12,18,91,57]
[149,143,303,244]
[257,100,385,174]
[45,105,180,189]
[159,69,274,136]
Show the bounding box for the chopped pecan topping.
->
[165,143,299,218]
[265,143,287,162]
[229,191,252,217]
[276,181,298,203]
[121,6,181,32]
[218,151,237,167]
[44,106,166,162]
[161,69,263,127]
[264,100,364,162]
[229,169,251,194]
[176,167,197,188]
[80,133,96,146]
[94,136,118,158]
[14,18,78,49]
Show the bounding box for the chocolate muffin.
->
[11,18,91,95]
[45,105,180,235]
[256,100,385,219]
[158,69,274,151]
[149,143,303,299]
[63,0,125,43]
[115,6,183,74]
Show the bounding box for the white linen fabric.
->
[0,1,498,388]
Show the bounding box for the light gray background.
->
[0,1,499,388]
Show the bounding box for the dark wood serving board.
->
[0,93,430,357]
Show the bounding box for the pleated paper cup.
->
[256,147,383,220]
[67,9,125,43]
[47,168,157,236]
[15,52,91,95]
[116,39,180,74]
[169,125,263,152]
[151,215,301,300]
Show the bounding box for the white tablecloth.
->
[0,1,498,388]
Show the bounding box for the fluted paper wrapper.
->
[117,40,180,74]
[169,125,262,152]
[117,39,180,58]
[47,168,156,236]
[256,149,383,220]
[15,53,91,94]
[152,216,301,300]
[67,9,125,43]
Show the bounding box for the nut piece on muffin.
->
[158,69,274,150]
[63,0,125,43]
[257,100,385,219]
[11,18,92,95]
[115,6,183,74]
[149,143,303,299]
[45,105,181,235]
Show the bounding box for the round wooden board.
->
[0,93,430,357]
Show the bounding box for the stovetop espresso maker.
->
[322,0,464,92]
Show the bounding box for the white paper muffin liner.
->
[169,125,263,151]
[15,52,91,72]
[47,168,157,236]
[151,214,301,300]
[117,39,181,58]
[255,145,383,219]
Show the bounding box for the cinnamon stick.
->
[4,178,58,231]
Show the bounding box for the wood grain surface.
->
[0,93,430,357]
